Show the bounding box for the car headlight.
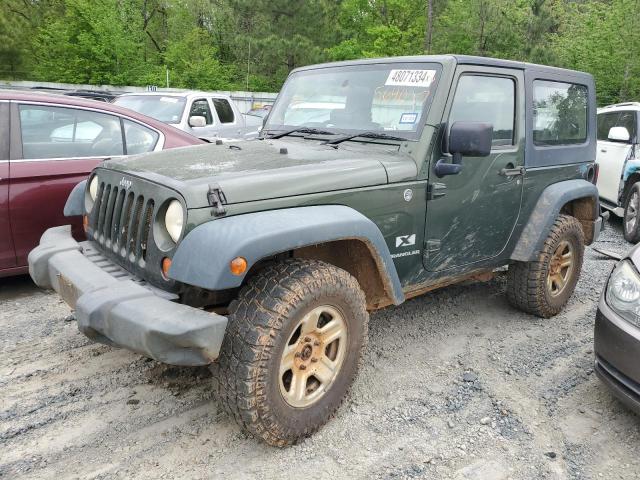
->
[164,199,184,243]
[88,176,99,201]
[606,260,640,326]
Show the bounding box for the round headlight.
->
[164,200,184,243]
[89,176,99,201]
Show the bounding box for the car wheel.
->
[624,182,640,243]
[507,214,584,318]
[217,259,368,446]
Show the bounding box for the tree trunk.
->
[620,62,631,101]
[424,0,434,54]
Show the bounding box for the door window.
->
[533,81,588,146]
[597,112,620,141]
[189,99,213,125]
[212,98,235,123]
[123,119,160,154]
[449,75,515,146]
[19,104,124,159]
[597,111,636,143]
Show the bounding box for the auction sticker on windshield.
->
[385,70,436,87]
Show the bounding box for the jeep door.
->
[9,102,124,266]
[424,67,525,271]
[596,110,636,205]
[0,101,15,271]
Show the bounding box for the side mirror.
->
[608,126,630,142]
[449,121,493,161]
[435,122,493,178]
[189,115,207,128]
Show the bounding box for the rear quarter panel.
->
[9,157,98,265]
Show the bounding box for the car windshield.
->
[265,62,441,139]
[113,95,186,124]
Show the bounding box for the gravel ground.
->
[1,218,639,480]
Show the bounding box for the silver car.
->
[113,92,263,141]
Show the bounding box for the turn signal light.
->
[161,257,172,279]
[82,215,89,233]
[230,257,248,276]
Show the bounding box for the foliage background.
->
[1,0,638,105]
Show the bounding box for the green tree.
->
[328,0,426,60]
[0,0,638,104]
[227,0,342,89]
[33,0,146,85]
[164,28,238,90]
[550,0,640,105]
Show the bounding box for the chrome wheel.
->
[279,305,348,408]
[626,191,639,234]
[547,240,574,297]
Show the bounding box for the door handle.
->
[499,165,524,177]
[600,149,607,153]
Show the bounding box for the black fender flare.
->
[64,180,87,217]
[170,205,405,305]
[510,179,599,262]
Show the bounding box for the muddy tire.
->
[217,259,368,446]
[623,182,640,243]
[507,214,584,318]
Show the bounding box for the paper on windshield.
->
[385,70,437,88]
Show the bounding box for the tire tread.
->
[217,259,368,446]
[507,214,584,318]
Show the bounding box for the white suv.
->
[596,103,640,241]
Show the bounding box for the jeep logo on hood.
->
[119,177,132,190]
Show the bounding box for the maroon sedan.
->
[0,91,204,278]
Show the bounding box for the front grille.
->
[87,169,184,292]
[91,183,154,265]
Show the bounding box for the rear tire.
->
[507,214,584,318]
[623,182,640,243]
[217,259,368,446]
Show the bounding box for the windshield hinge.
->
[207,184,227,217]
[426,182,447,201]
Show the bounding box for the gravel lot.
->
[2,218,639,480]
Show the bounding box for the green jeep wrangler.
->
[29,55,603,446]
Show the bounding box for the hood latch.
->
[207,184,227,217]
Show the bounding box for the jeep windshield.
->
[113,95,186,124]
[264,62,441,140]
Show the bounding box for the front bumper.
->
[594,296,640,416]
[28,226,228,366]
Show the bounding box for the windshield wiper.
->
[325,131,406,145]
[265,127,336,139]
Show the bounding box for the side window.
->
[189,99,213,125]
[212,98,235,123]
[19,104,123,159]
[123,119,160,154]
[597,112,620,141]
[615,111,637,142]
[449,75,515,146]
[533,80,587,146]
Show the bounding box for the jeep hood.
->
[102,139,417,208]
